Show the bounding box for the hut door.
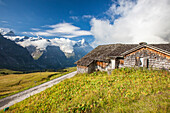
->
[111,59,115,69]
[143,58,149,68]
[139,58,144,67]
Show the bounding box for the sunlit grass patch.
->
[2,68,169,113]
[0,67,76,99]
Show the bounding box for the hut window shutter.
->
[135,57,139,66]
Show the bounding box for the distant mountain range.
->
[0,30,93,70]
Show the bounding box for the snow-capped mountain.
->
[1,30,93,69]
[0,28,10,35]
[3,31,93,59]
[4,31,15,36]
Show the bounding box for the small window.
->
[135,57,144,67]
[139,58,144,67]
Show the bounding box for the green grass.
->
[0,69,23,76]
[2,68,169,113]
[0,67,76,99]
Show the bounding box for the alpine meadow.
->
[2,68,169,112]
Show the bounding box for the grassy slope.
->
[0,67,76,99]
[3,68,169,113]
[0,69,23,76]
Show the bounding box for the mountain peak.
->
[0,29,7,35]
[81,39,85,45]
[73,39,89,48]
[4,31,15,36]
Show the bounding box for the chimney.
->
[139,42,147,45]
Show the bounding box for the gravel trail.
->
[0,71,77,110]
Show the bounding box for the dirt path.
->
[0,71,77,110]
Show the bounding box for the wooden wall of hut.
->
[88,61,96,73]
[96,61,108,68]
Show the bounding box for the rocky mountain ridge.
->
[0,33,39,70]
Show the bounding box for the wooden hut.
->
[75,43,170,73]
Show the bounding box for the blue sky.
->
[0,0,113,43]
[0,0,169,46]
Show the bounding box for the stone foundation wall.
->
[77,62,96,73]
[77,65,88,73]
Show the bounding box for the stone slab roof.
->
[75,43,170,66]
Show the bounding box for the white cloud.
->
[17,38,51,50]
[1,21,8,23]
[90,0,170,47]
[25,23,92,38]
[16,36,77,54]
[31,28,40,31]
[82,15,93,19]
[50,38,76,53]
[70,16,79,21]
[106,0,136,20]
